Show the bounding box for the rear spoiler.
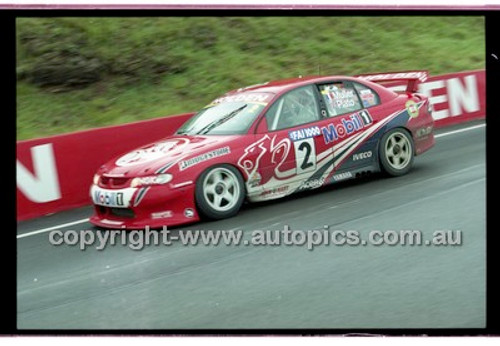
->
[354,70,428,93]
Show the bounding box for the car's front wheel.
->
[379,128,415,176]
[195,164,245,220]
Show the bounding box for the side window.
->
[319,82,362,117]
[265,85,320,131]
[354,82,380,108]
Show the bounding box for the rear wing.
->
[354,70,428,93]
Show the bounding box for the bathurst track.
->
[17,121,486,329]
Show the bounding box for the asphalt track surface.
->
[17,121,486,330]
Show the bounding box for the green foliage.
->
[17,16,485,140]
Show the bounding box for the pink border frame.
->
[2,4,500,9]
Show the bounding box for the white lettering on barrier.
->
[389,73,482,122]
[418,80,449,120]
[17,143,61,203]
[447,75,479,116]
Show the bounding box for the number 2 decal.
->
[298,142,314,170]
[294,138,316,174]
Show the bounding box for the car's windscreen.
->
[177,101,267,135]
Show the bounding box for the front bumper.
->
[89,182,199,230]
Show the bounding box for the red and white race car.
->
[89,71,435,229]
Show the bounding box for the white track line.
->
[17,218,89,239]
[16,122,485,240]
[435,123,485,138]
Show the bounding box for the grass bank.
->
[16,16,485,140]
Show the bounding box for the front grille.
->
[99,176,131,188]
[110,208,135,218]
[111,177,129,186]
[96,206,135,219]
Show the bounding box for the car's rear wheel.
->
[195,164,245,220]
[379,128,415,176]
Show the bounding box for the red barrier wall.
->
[384,70,485,127]
[420,70,485,128]
[16,70,485,221]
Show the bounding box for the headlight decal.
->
[133,187,150,207]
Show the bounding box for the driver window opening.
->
[265,85,320,131]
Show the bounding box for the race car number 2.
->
[294,138,316,174]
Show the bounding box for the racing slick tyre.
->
[195,164,245,220]
[379,128,415,177]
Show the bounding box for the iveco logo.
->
[353,151,373,161]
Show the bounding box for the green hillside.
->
[16,16,485,140]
